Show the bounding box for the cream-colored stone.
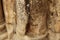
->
[3,0,16,40]
[16,0,28,36]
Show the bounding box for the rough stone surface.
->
[3,0,16,40]
[26,0,48,40]
[16,0,28,36]
[47,0,60,40]
[0,0,60,40]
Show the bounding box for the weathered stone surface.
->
[26,0,48,40]
[3,0,16,40]
[48,0,60,40]
[16,0,28,37]
[0,0,60,40]
[48,0,60,33]
[48,30,60,40]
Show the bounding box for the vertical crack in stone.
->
[0,0,5,24]
[24,0,30,35]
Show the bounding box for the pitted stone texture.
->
[26,0,48,37]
